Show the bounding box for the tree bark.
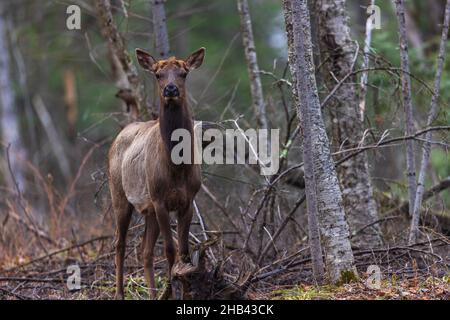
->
[0,3,27,192]
[410,0,450,244]
[63,68,78,141]
[390,1,424,59]
[32,96,72,182]
[283,0,356,283]
[152,0,170,59]
[314,0,382,247]
[96,0,142,121]
[150,0,170,119]
[394,0,417,228]
[237,0,268,129]
[359,0,375,122]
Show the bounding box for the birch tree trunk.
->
[96,0,142,121]
[0,3,27,192]
[359,0,375,122]
[237,0,268,129]
[410,0,450,244]
[314,0,382,248]
[394,0,417,227]
[152,0,170,59]
[283,0,356,283]
[291,36,325,284]
[302,129,326,284]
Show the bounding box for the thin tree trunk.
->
[96,0,142,121]
[150,0,170,119]
[394,0,417,225]
[301,122,325,284]
[63,68,78,142]
[32,95,72,182]
[152,0,170,59]
[410,0,450,244]
[9,19,38,160]
[314,0,382,247]
[283,0,356,283]
[237,0,268,129]
[284,0,325,281]
[0,3,27,192]
[389,1,424,59]
[359,0,375,122]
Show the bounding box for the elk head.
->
[135,47,205,103]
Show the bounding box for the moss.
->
[123,275,167,300]
[336,269,359,286]
[272,285,335,300]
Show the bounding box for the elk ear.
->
[185,47,205,70]
[136,48,157,72]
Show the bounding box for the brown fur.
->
[108,48,205,299]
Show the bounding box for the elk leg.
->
[154,202,175,299]
[142,209,160,299]
[113,199,133,300]
[177,203,193,263]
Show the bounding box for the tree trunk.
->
[150,0,170,119]
[63,68,78,142]
[281,0,325,284]
[394,0,417,233]
[152,0,170,59]
[32,95,72,181]
[359,0,375,122]
[0,3,27,192]
[314,0,382,248]
[390,1,424,59]
[237,0,268,129]
[410,0,450,244]
[96,0,142,121]
[283,0,356,284]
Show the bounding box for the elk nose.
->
[163,84,179,97]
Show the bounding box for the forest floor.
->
[270,277,450,300]
[0,235,449,300]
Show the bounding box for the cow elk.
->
[108,47,205,299]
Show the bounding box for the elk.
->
[108,47,205,299]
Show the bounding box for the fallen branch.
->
[3,235,112,272]
[351,215,402,239]
[383,177,450,224]
[0,277,66,283]
[0,287,32,300]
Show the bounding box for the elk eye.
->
[155,73,161,79]
[180,72,187,78]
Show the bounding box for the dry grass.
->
[1,146,449,300]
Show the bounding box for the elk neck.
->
[158,97,194,162]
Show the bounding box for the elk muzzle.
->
[163,83,180,98]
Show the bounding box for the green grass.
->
[124,274,167,300]
[272,285,336,300]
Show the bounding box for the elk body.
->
[108,48,205,299]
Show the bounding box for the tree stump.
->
[170,241,248,300]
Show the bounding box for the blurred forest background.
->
[0,0,449,300]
